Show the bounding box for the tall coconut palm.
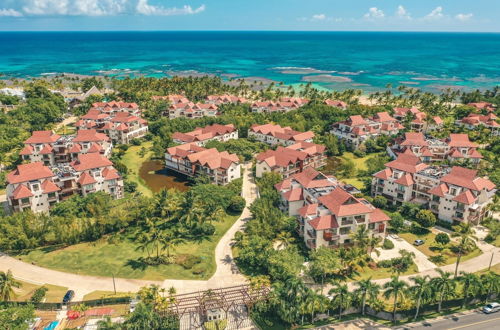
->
[409,275,431,320]
[431,269,456,312]
[383,276,407,322]
[0,270,21,301]
[452,223,477,277]
[350,226,370,250]
[480,271,500,302]
[354,277,381,316]
[458,272,481,308]
[328,281,351,320]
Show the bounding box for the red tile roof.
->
[77,172,97,185]
[24,131,60,144]
[373,112,396,123]
[374,168,392,180]
[308,215,339,230]
[453,190,477,205]
[71,154,113,171]
[385,154,428,174]
[7,163,54,184]
[73,129,110,142]
[447,134,478,148]
[41,179,60,193]
[286,141,326,156]
[39,144,53,155]
[324,99,347,108]
[348,115,368,126]
[283,188,303,202]
[19,145,34,155]
[440,166,495,191]
[250,123,314,142]
[102,168,121,180]
[395,173,414,186]
[400,132,428,146]
[370,209,391,223]
[298,203,318,217]
[428,183,449,197]
[318,187,372,217]
[11,184,33,199]
[256,147,307,168]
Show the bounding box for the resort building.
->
[152,94,190,104]
[167,102,219,119]
[393,107,444,132]
[248,123,314,146]
[20,129,112,166]
[165,143,241,185]
[324,99,347,109]
[206,94,248,105]
[467,102,496,113]
[255,141,327,178]
[250,97,309,113]
[372,154,496,224]
[456,113,500,137]
[172,124,238,146]
[275,168,390,249]
[75,109,148,145]
[91,101,141,117]
[330,112,403,147]
[388,132,483,165]
[6,154,124,213]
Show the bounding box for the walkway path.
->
[0,163,255,300]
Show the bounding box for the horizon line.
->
[0,30,499,34]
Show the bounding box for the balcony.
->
[323,232,340,241]
[341,219,354,226]
[307,230,316,238]
[306,240,316,249]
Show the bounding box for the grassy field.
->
[399,232,482,266]
[353,263,419,281]
[12,280,68,303]
[20,213,239,281]
[121,141,153,197]
[83,290,132,301]
[323,152,383,190]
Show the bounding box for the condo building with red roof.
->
[324,99,348,109]
[172,124,238,146]
[165,143,241,185]
[206,94,248,105]
[75,102,148,144]
[255,141,327,178]
[467,102,496,113]
[20,129,112,166]
[392,107,444,132]
[275,168,389,249]
[389,132,483,165]
[248,123,314,146]
[456,113,499,137]
[167,102,218,119]
[372,154,496,224]
[330,112,404,147]
[6,153,123,213]
[250,97,309,113]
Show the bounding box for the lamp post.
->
[112,273,117,295]
[488,252,494,271]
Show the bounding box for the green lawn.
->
[399,232,482,266]
[121,141,153,196]
[12,280,68,303]
[341,152,370,172]
[83,290,132,301]
[353,263,419,281]
[20,213,239,281]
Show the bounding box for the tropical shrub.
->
[382,239,394,250]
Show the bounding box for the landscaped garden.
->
[12,280,68,303]
[19,213,239,280]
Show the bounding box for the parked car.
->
[414,239,425,246]
[129,298,139,313]
[483,302,500,314]
[62,290,75,304]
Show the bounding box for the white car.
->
[483,302,500,314]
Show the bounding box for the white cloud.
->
[311,14,326,21]
[136,0,205,16]
[22,0,70,15]
[425,6,444,20]
[396,5,410,19]
[456,13,473,21]
[364,7,384,19]
[0,8,23,17]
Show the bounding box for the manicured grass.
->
[12,280,68,303]
[121,141,153,197]
[342,178,365,190]
[341,152,370,172]
[475,263,500,275]
[54,125,76,135]
[399,232,482,266]
[83,290,132,301]
[20,213,239,281]
[353,263,419,281]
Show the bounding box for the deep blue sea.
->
[1,31,499,92]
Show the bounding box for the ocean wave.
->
[271,66,335,74]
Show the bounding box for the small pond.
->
[139,160,190,192]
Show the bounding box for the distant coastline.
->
[0,31,499,92]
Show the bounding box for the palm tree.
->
[276,231,295,249]
[0,270,21,301]
[161,230,185,258]
[409,275,431,320]
[480,271,500,302]
[328,281,351,320]
[383,276,407,322]
[458,272,481,308]
[97,316,120,330]
[354,277,381,316]
[350,226,370,250]
[431,269,456,313]
[452,223,477,277]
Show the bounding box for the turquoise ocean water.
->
[0,31,499,92]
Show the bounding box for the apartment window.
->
[339,227,351,235]
[449,187,457,196]
[48,192,56,199]
[397,185,405,192]
[432,195,440,202]
[368,223,375,230]
[21,198,30,204]
[31,183,40,192]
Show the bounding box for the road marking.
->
[448,316,500,330]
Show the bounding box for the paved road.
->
[0,163,255,300]
[396,311,500,330]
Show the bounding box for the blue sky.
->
[0,0,498,32]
